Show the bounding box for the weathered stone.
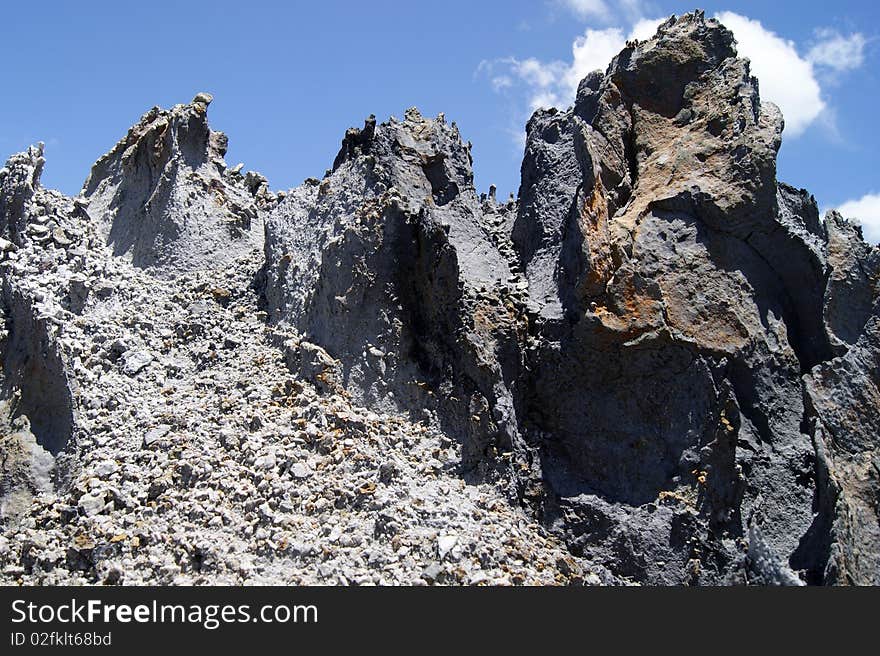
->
[0,408,54,526]
[0,10,877,586]
[265,107,525,473]
[0,143,44,246]
[143,424,172,447]
[81,97,271,276]
[260,11,880,585]
[122,350,153,376]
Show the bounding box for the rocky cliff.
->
[1,11,877,585]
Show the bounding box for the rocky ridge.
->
[1,11,878,585]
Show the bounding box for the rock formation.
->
[0,11,877,585]
[83,93,272,275]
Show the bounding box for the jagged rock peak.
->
[610,12,738,99]
[84,93,226,195]
[0,10,878,586]
[264,104,522,478]
[0,143,45,246]
[261,10,879,584]
[81,94,273,275]
[328,107,476,202]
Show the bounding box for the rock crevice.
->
[0,11,877,585]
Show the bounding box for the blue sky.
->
[3,1,878,240]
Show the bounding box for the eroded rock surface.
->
[0,11,877,585]
[0,97,582,586]
[83,94,273,275]
[263,11,879,585]
[0,404,55,526]
[264,108,529,477]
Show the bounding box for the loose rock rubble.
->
[0,102,597,587]
[1,11,878,585]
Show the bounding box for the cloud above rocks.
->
[715,11,824,137]
[481,9,866,141]
[478,20,661,112]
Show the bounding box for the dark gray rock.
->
[262,11,880,584]
[822,210,879,353]
[265,108,528,475]
[804,297,880,585]
[1,10,878,586]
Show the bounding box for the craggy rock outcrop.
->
[804,298,880,584]
[0,143,45,246]
[510,12,824,583]
[83,93,273,275]
[822,211,880,353]
[516,14,873,584]
[264,109,530,474]
[0,145,78,463]
[1,11,878,585]
[263,11,879,584]
[1,285,77,457]
[0,99,579,585]
[0,403,55,526]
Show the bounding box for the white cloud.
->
[482,10,859,143]
[562,16,665,95]
[629,16,664,41]
[716,12,825,137]
[807,29,866,72]
[479,19,665,112]
[513,58,570,88]
[564,27,627,91]
[835,193,880,244]
[485,11,830,130]
[559,0,611,21]
[491,75,514,91]
[478,57,569,110]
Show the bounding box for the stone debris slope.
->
[0,107,583,587]
[1,11,878,585]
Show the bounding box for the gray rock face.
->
[0,96,580,586]
[804,299,880,584]
[0,151,78,460]
[822,211,880,352]
[517,14,874,584]
[506,13,825,582]
[265,108,528,473]
[0,143,45,246]
[83,94,273,275]
[0,10,877,585]
[262,11,879,584]
[1,285,77,456]
[0,404,55,526]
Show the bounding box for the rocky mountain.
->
[1,11,877,585]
